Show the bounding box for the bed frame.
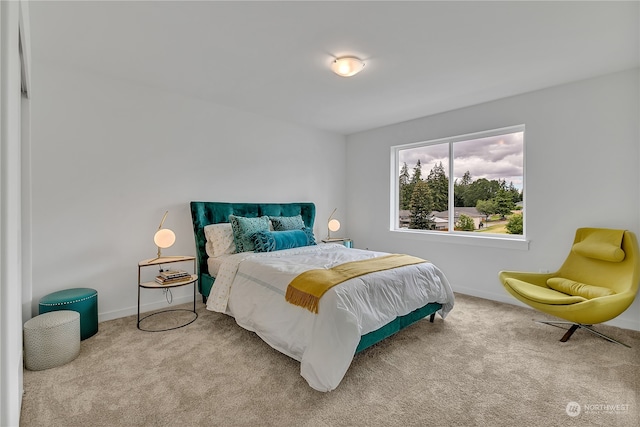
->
[189,201,442,354]
[190,201,316,300]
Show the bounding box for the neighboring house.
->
[399,210,411,228]
[431,216,449,230]
[399,209,475,230]
[432,208,485,230]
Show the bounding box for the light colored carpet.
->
[20,293,639,427]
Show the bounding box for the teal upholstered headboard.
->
[189,202,316,301]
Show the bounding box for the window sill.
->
[390,229,530,250]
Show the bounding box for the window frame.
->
[390,124,528,250]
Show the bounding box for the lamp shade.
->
[328,219,341,233]
[154,228,176,249]
[331,57,365,77]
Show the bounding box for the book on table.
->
[155,275,191,285]
[159,269,189,280]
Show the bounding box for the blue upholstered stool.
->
[39,288,98,340]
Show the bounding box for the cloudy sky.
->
[399,131,524,190]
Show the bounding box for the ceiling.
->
[28,1,639,135]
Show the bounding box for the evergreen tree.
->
[461,171,473,186]
[409,180,434,230]
[454,171,472,207]
[506,181,522,203]
[493,188,516,218]
[399,162,410,185]
[454,181,464,207]
[426,162,448,212]
[410,160,422,183]
[399,162,412,210]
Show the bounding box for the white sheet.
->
[206,243,454,391]
[206,255,230,278]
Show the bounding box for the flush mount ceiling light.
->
[331,56,365,77]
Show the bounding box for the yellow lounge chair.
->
[499,228,639,347]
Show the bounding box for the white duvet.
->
[206,243,455,391]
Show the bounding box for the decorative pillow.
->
[203,223,236,258]
[506,278,587,305]
[252,227,317,252]
[572,241,625,262]
[547,277,615,300]
[270,215,305,231]
[572,229,625,262]
[229,215,270,253]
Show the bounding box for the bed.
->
[190,201,455,391]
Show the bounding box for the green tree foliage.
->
[453,183,465,207]
[426,161,448,212]
[454,171,472,207]
[460,171,473,186]
[455,213,475,231]
[464,178,500,207]
[411,160,422,183]
[475,199,496,219]
[398,162,524,234]
[399,162,410,186]
[409,180,434,230]
[399,162,412,210]
[506,181,522,203]
[493,188,516,218]
[506,213,523,235]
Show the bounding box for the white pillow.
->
[204,223,236,258]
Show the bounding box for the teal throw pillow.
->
[229,215,270,253]
[252,228,317,252]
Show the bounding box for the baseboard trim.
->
[98,295,196,323]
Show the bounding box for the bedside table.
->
[137,255,198,332]
[321,238,353,248]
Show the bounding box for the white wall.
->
[30,61,347,321]
[346,68,640,331]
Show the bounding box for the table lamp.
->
[151,211,176,261]
[327,208,341,240]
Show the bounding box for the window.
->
[392,125,525,239]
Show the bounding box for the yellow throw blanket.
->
[285,254,427,314]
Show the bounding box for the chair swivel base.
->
[535,320,630,348]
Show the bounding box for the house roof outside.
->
[401,208,484,220]
[432,208,484,219]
